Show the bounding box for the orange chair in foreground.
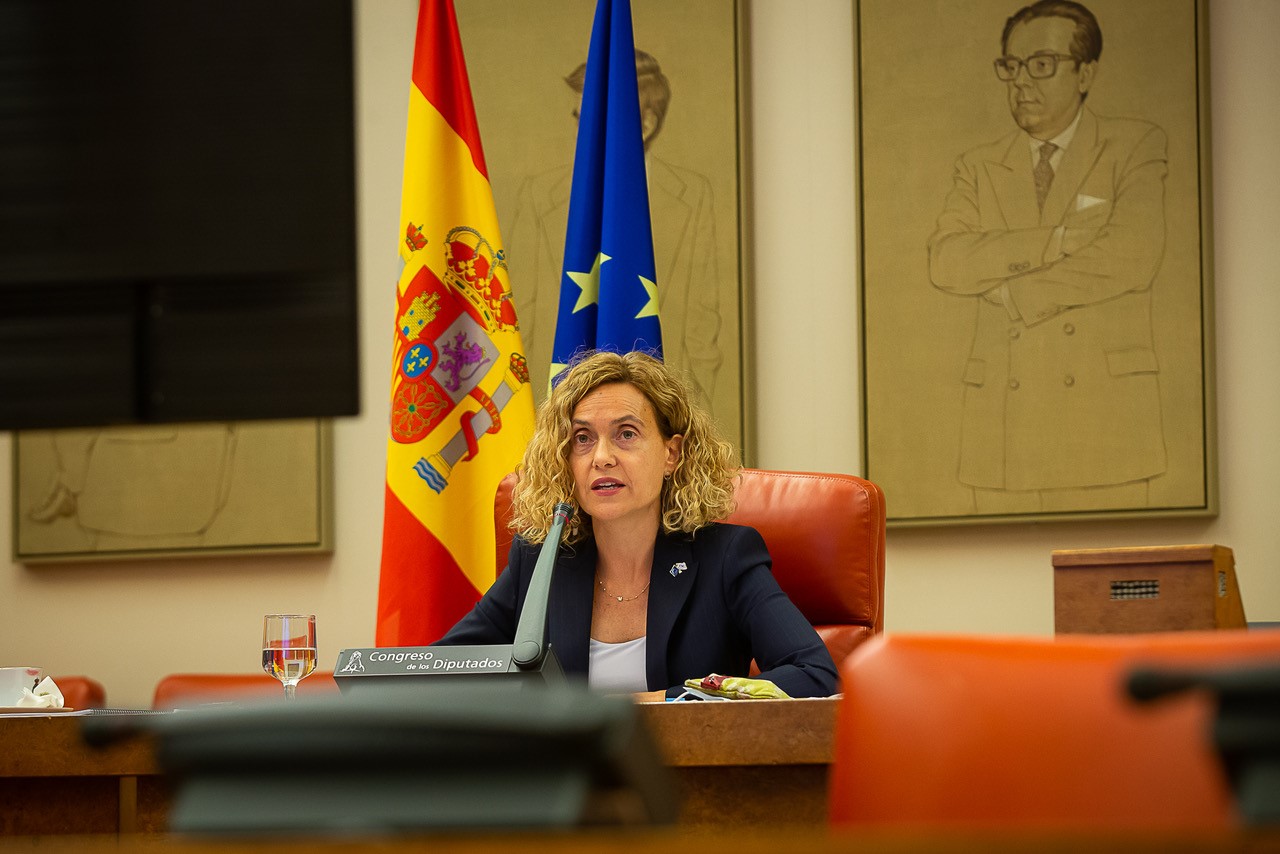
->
[830,630,1280,831]
[496,468,887,666]
[152,672,339,710]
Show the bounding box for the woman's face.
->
[568,382,682,531]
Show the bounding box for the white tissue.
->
[14,676,65,709]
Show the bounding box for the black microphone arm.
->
[512,502,575,670]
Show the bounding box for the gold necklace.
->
[597,577,651,603]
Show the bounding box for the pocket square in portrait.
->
[1076,193,1107,211]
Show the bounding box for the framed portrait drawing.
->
[856,0,1215,525]
[455,0,748,454]
[13,420,332,563]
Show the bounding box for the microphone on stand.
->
[513,502,574,670]
[333,501,577,692]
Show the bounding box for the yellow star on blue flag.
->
[566,252,610,313]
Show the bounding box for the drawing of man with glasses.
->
[928,0,1168,515]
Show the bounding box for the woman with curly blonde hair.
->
[437,351,836,699]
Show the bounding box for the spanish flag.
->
[376,0,535,647]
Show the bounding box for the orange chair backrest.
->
[50,675,107,709]
[495,468,886,666]
[152,672,340,710]
[830,630,1280,830]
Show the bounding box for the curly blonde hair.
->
[511,351,737,544]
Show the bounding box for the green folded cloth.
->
[684,673,791,700]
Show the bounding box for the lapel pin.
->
[670,562,687,577]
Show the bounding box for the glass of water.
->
[262,614,317,700]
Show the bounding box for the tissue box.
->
[1053,544,1247,634]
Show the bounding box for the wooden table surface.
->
[0,698,839,836]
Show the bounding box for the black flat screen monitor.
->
[0,0,359,429]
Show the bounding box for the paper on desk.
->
[14,676,65,709]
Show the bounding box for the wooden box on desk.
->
[1052,544,1247,634]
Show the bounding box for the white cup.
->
[0,666,43,706]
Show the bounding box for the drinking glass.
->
[262,614,317,700]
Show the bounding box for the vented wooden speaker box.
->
[1053,544,1247,634]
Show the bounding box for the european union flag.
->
[549,0,661,386]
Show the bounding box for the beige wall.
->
[1,0,1276,709]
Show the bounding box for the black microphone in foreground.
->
[513,501,575,670]
[1128,663,1280,825]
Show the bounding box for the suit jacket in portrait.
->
[437,522,837,698]
[928,107,1168,491]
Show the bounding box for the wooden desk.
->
[0,699,837,836]
[0,828,1276,854]
[0,714,168,835]
[642,698,836,826]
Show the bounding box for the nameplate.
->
[334,645,515,678]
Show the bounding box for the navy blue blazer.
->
[437,523,838,698]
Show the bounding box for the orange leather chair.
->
[495,468,887,666]
[829,630,1280,831]
[50,675,106,709]
[152,672,340,710]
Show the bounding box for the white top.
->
[588,636,648,694]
